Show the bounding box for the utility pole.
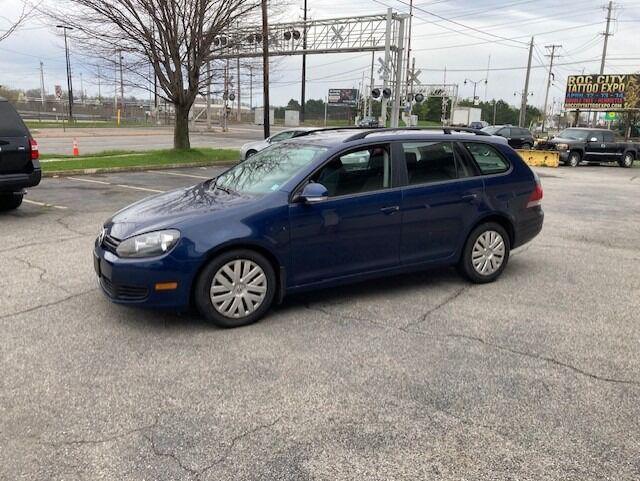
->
[261,0,270,138]
[237,57,241,122]
[300,0,307,123]
[380,8,392,127]
[56,25,74,122]
[593,0,614,126]
[484,55,490,101]
[206,61,212,130]
[542,44,561,133]
[404,0,413,99]
[248,64,253,110]
[368,51,374,117]
[80,72,84,104]
[39,61,45,106]
[97,66,102,101]
[223,61,229,132]
[119,50,125,119]
[519,37,534,127]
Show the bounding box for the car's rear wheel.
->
[619,152,635,168]
[0,193,24,211]
[567,151,581,167]
[459,222,510,284]
[521,143,532,150]
[194,249,276,328]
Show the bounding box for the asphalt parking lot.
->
[2,164,639,480]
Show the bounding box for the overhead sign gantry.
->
[212,10,408,127]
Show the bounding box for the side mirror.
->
[298,183,328,204]
[265,137,272,143]
[589,137,598,142]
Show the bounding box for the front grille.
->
[102,234,120,254]
[100,276,148,301]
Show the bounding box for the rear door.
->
[601,130,620,161]
[0,102,31,175]
[399,140,484,264]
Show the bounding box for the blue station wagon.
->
[94,128,544,327]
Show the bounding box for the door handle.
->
[380,205,400,215]
[461,193,478,202]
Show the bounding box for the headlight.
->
[556,143,569,150]
[116,229,180,258]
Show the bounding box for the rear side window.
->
[464,143,510,175]
[517,128,530,136]
[0,102,28,137]
[402,141,472,185]
[602,131,615,142]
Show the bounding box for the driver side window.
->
[310,145,391,197]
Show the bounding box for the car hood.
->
[242,139,268,151]
[547,137,578,144]
[106,181,257,239]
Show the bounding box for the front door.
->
[584,131,605,161]
[289,144,402,286]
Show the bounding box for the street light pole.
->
[464,78,487,106]
[57,25,74,123]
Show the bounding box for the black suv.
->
[0,97,40,211]
[482,125,535,150]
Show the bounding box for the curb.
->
[42,160,239,177]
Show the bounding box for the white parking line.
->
[66,176,165,194]
[67,177,111,185]
[23,199,68,210]
[115,184,165,193]
[148,170,211,180]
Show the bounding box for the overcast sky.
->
[0,0,639,110]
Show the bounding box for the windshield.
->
[557,129,590,140]
[481,126,501,135]
[213,143,328,195]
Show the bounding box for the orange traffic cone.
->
[72,138,80,156]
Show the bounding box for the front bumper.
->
[0,168,41,193]
[93,243,199,310]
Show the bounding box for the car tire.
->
[458,222,510,284]
[0,193,24,212]
[194,249,276,328]
[521,143,532,150]
[619,152,635,168]
[567,151,581,167]
[245,150,257,159]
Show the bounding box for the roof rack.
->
[293,126,370,138]
[343,126,492,142]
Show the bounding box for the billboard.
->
[328,89,358,106]
[564,74,640,111]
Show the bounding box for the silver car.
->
[239,128,315,161]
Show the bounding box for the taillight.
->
[30,138,39,161]
[527,175,543,208]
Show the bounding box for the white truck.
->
[452,107,482,127]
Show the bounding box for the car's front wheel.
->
[521,143,532,150]
[194,249,276,328]
[245,150,257,160]
[567,151,581,167]
[459,223,510,284]
[619,152,635,168]
[0,193,24,212]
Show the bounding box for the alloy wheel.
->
[210,259,267,318]
[472,230,506,276]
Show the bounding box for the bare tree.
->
[0,1,33,43]
[52,0,262,149]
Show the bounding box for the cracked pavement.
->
[1,164,639,480]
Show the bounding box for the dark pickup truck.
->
[0,97,41,210]
[537,128,637,168]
